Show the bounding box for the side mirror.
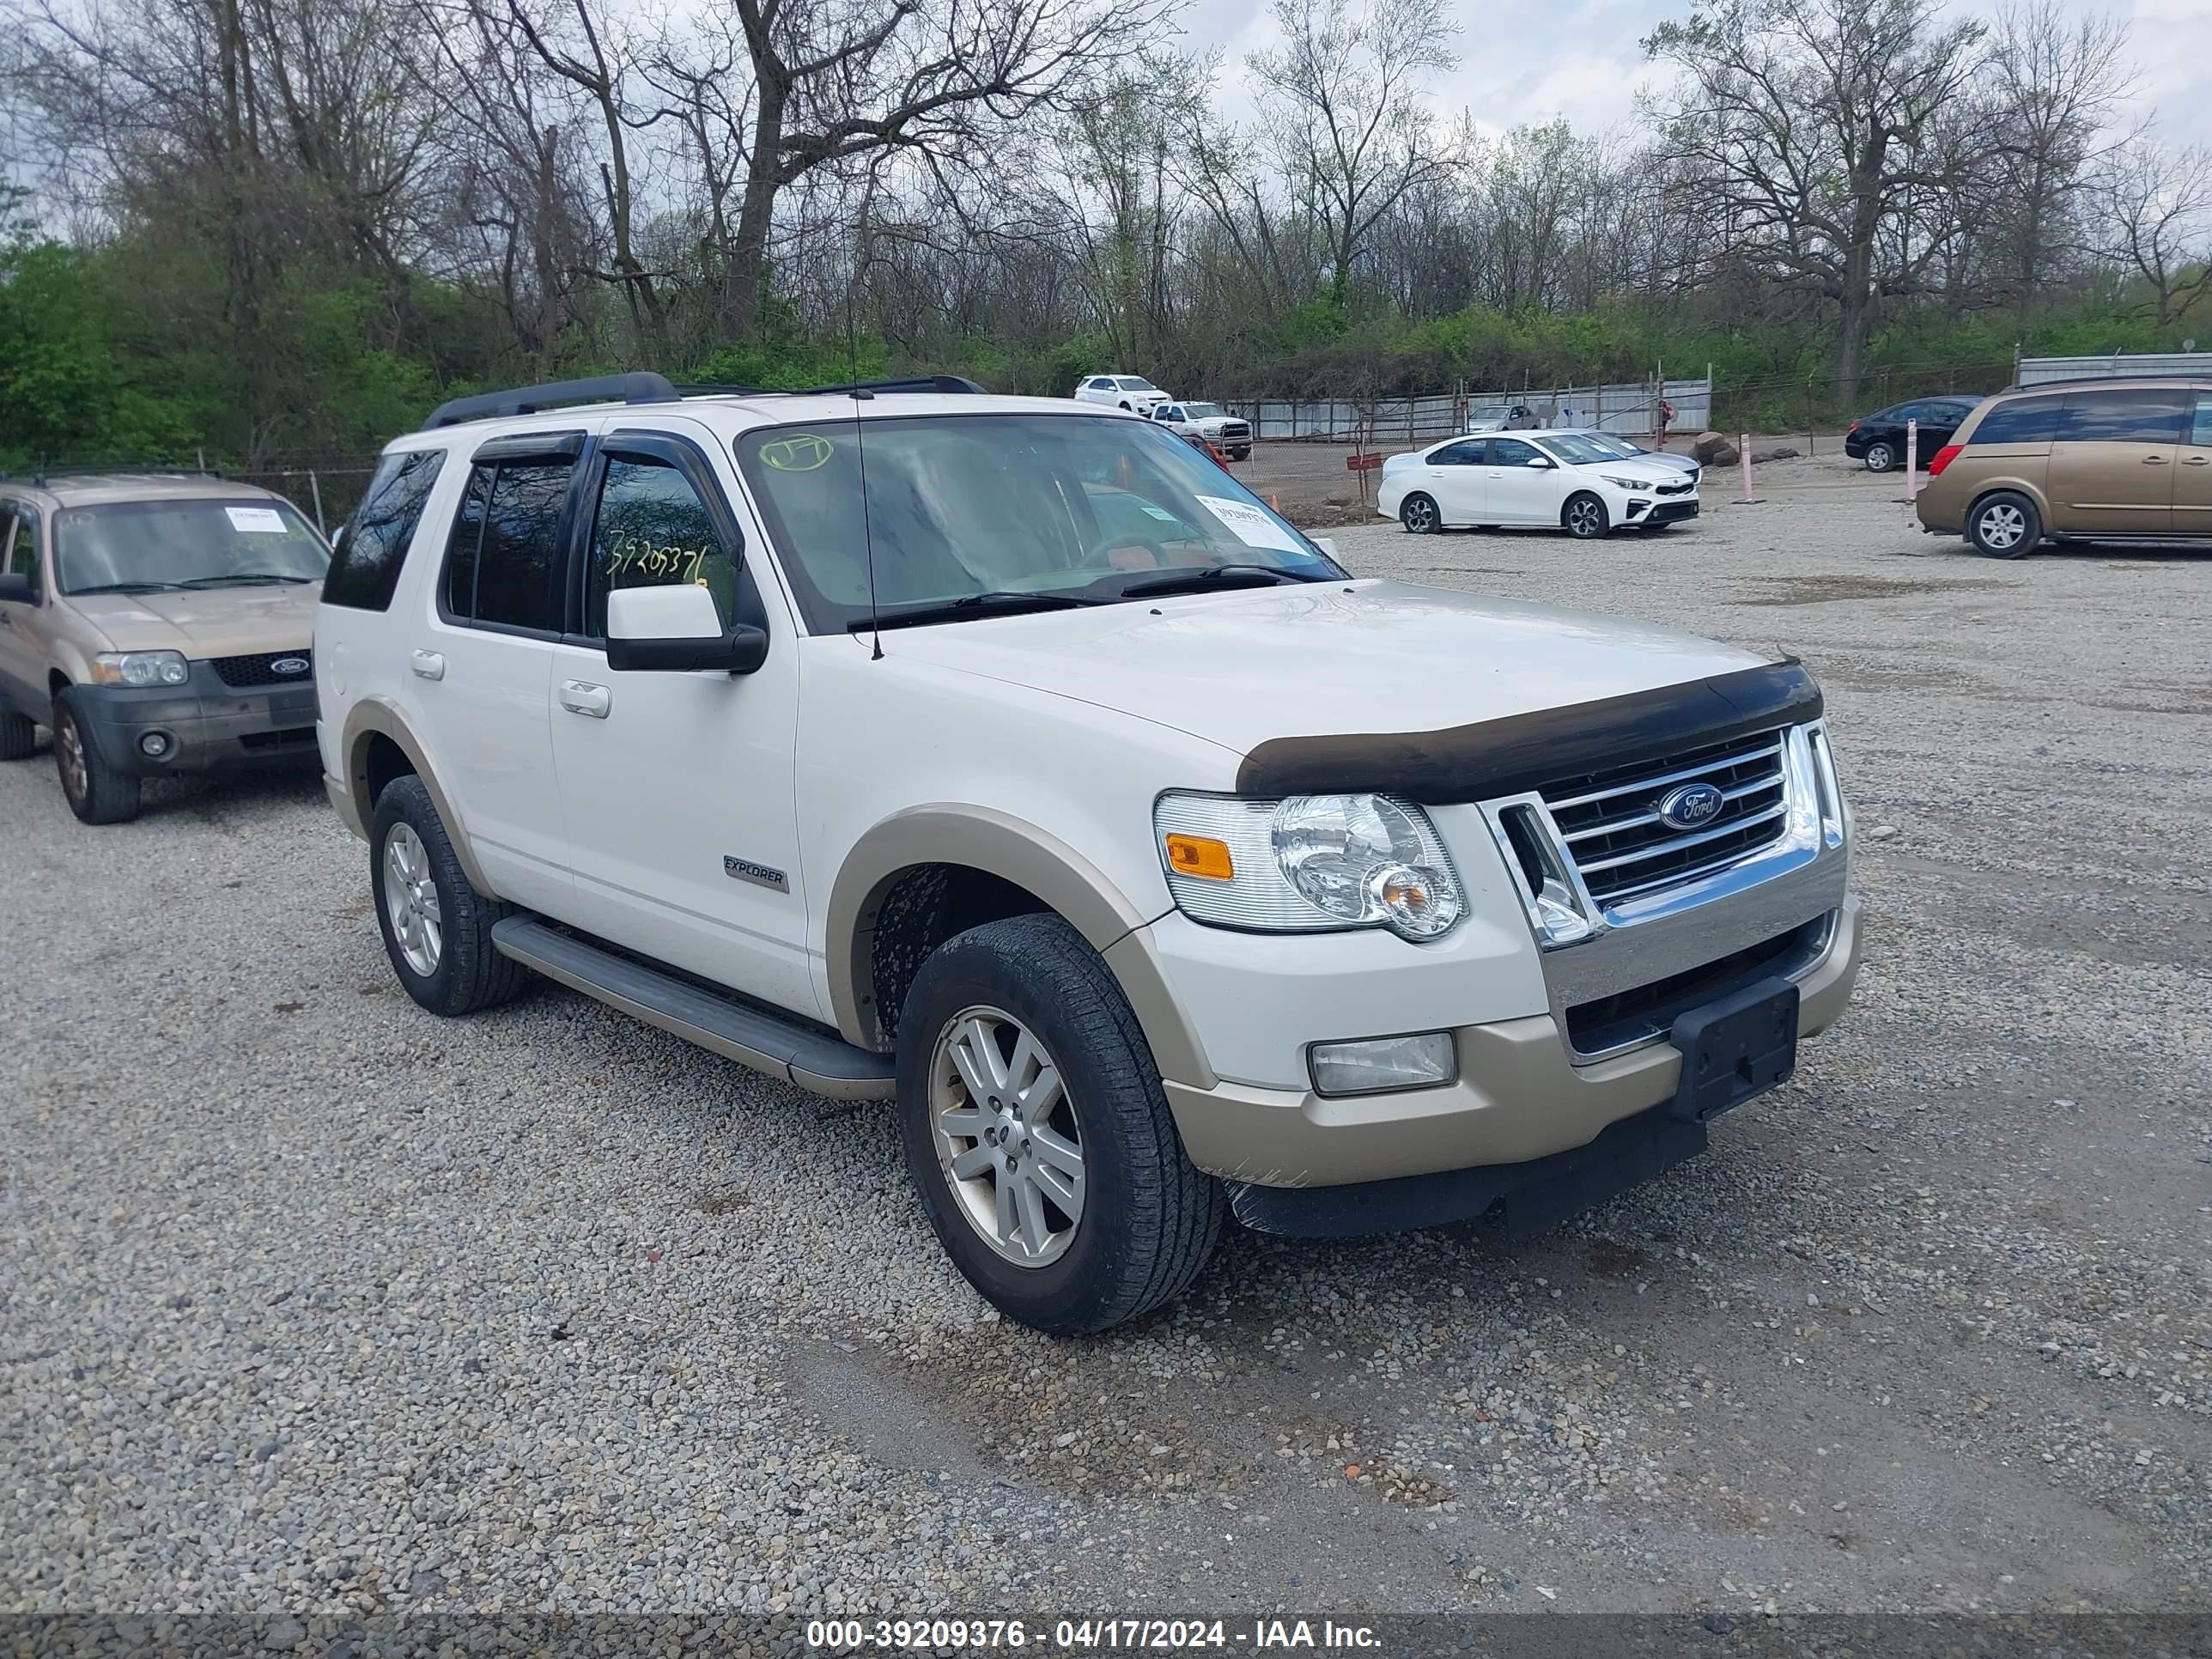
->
[1526,457,1553,469]
[1310,537,1339,559]
[0,572,33,604]
[605,583,767,675]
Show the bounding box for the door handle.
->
[2142,454,2169,465]
[2185,455,2210,465]
[559,679,611,719]
[410,649,446,681]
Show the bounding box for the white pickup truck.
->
[1146,400,1254,461]
[315,372,1861,1334]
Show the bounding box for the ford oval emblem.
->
[1657,781,1725,830]
[270,656,310,677]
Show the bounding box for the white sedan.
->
[1378,429,1700,539]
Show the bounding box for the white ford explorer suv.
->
[316,372,1861,1334]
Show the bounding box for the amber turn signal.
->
[1163,833,1235,880]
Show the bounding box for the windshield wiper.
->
[848,590,1109,633]
[1115,563,1328,599]
[178,573,314,587]
[66,580,188,595]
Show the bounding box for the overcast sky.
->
[1177,0,2212,150]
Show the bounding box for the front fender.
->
[823,803,1215,1089]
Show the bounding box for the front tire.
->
[52,690,140,824]
[1864,441,1895,473]
[369,775,528,1016]
[896,913,1224,1335]
[1399,493,1441,534]
[0,706,36,761]
[1563,492,1610,540]
[1967,491,2039,559]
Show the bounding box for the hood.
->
[882,579,1771,756]
[68,583,321,657]
[1576,454,1694,485]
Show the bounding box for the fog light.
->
[1308,1031,1456,1097]
[140,731,175,759]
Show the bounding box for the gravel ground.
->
[3,452,2208,1622]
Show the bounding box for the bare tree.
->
[714,0,1166,342]
[1645,0,1990,405]
[2096,136,2212,326]
[1245,0,1455,311]
[1978,0,2134,301]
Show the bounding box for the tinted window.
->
[2195,394,2212,448]
[585,457,735,637]
[1430,440,1486,465]
[2060,389,2188,444]
[1489,437,1541,465]
[473,464,571,631]
[2,503,39,599]
[442,466,492,619]
[324,449,444,611]
[1968,395,2064,446]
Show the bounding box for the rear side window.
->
[441,461,572,634]
[2060,389,2188,444]
[1968,395,2063,446]
[2195,394,2212,448]
[323,450,443,611]
[1430,440,1486,465]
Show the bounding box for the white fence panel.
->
[2015,352,2212,385]
[1231,375,1709,442]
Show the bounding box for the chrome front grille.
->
[1540,729,1790,905]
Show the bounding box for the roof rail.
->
[420,372,682,431]
[2,465,223,484]
[788,374,989,398]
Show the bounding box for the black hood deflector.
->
[1234,659,1821,803]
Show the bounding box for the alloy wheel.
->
[382,822,444,975]
[1977,502,2026,551]
[55,712,88,804]
[1867,444,1893,472]
[1401,495,1437,534]
[929,1006,1086,1267]
[1567,498,1604,538]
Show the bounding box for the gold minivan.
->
[1915,377,2212,557]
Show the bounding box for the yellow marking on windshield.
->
[759,434,836,472]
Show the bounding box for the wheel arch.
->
[338,699,497,897]
[824,804,1214,1088]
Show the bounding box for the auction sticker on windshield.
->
[1194,495,1302,553]
[226,507,289,533]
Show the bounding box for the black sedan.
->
[1844,397,1981,472]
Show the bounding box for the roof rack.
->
[420,372,682,430]
[788,375,988,398]
[0,465,224,485]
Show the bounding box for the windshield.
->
[1182,403,1224,419]
[1115,378,1159,392]
[1534,434,1633,466]
[1576,431,1639,458]
[1469,407,1509,423]
[735,413,1342,632]
[55,499,328,594]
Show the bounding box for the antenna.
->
[848,269,883,660]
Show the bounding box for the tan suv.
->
[1916,377,2212,556]
[0,471,330,823]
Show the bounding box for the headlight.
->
[1601,474,1652,491]
[91,651,191,687]
[1155,792,1464,940]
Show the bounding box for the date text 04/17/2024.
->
[804,1619,1381,1650]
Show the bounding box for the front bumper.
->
[1163,892,1861,1196]
[70,663,319,777]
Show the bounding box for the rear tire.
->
[52,690,141,824]
[0,706,36,761]
[1967,491,2039,559]
[1563,493,1610,540]
[896,913,1224,1335]
[369,775,529,1016]
[1864,441,1896,473]
[1399,493,1441,534]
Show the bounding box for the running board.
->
[490,917,896,1100]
